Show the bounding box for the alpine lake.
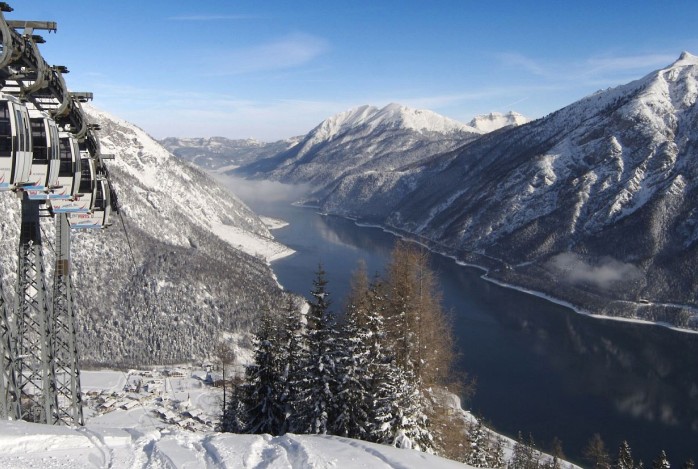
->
[226,176,698,466]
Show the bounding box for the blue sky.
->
[11,1,698,141]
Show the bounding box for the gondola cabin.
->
[49,154,94,214]
[49,132,82,200]
[0,94,32,191]
[24,107,60,199]
[67,178,111,229]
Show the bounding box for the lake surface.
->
[227,176,698,465]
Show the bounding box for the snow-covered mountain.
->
[0,107,290,366]
[235,103,482,196]
[247,53,698,329]
[160,136,301,172]
[468,111,529,133]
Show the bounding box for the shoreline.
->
[312,208,698,335]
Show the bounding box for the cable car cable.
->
[117,210,138,270]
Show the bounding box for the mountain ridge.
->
[235,103,483,194]
[311,52,698,328]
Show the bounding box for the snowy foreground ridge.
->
[0,370,471,469]
[0,421,470,468]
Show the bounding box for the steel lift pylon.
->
[51,212,83,426]
[12,196,84,425]
[15,194,58,423]
[0,278,19,420]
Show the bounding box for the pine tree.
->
[545,437,565,469]
[332,263,372,439]
[682,459,695,469]
[294,265,339,435]
[652,451,670,469]
[220,379,249,433]
[489,435,506,468]
[524,433,541,469]
[508,432,540,469]
[465,419,491,467]
[388,363,433,452]
[241,309,286,435]
[278,296,305,435]
[509,431,529,469]
[361,276,399,444]
[615,440,634,469]
[584,433,611,469]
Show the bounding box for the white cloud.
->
[496,50,680,84]
[584,53,678,73]
[547,252,643,290]
[497,52,549,77]
[203,33,330,75]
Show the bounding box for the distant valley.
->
[165,53,698,331]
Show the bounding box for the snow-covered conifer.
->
[465,419,491,467]
[294,265,340,435]
[615,441,634,469]
[332,264,373,438]
[652,451,671,469]
[241,309,286,435]
[278,297,305,435]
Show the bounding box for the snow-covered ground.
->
[209,221,294,262]
[0,369,473,469]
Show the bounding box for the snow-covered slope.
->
[236,103,482,196]
[288,52,698,329]
[0,421,473,469]
[0,369,474,469]
[0,107,291,366]
[468,111,529,133]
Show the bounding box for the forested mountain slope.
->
[0,107,287,366]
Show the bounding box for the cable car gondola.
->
[67,178,111,229]
[0,93,32,191]
[49,151,93,213]
[24,105,60,199]
[48,131,81,200]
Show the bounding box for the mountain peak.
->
[672,51,698,67]
[308,103,479,145]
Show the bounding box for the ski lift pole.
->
[51,212,83,425]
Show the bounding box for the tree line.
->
[220,240,461,453]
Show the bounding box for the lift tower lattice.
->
[16,194,58,423]
[51,213,83,426]
[0,278,19,420]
